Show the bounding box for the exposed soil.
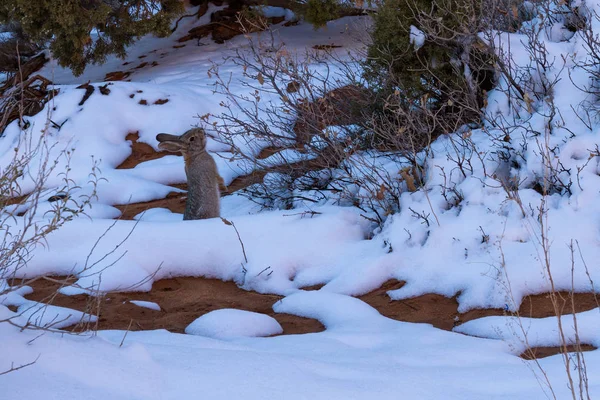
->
[358,280,506,331]
[358,280,598,359]
[519,291,600,318]
[104,71,131,81]
[116,132,177,170]
[359,280,600,331]
[21,276,599,360]
[520,344,597,360]
[24,276,324,336]
[113,189,187,220]
[4,192,28,206]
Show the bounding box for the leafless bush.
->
[0,122,93,375]
[0,81,149,378]
[476,1,600,396]
[209,20,432,223]
[567,2,600,124]
[496,219,596,400]
[211,4,595,396]
[1,132,99,273]
[209,1,538,222]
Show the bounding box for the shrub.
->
[365,0,497,137]
[0,0,183,76]
[302,0,344,28]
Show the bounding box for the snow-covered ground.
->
[1,3,600,399]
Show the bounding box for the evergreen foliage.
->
[365,0,495,113]
[0,0,183,76]
[302,0,343,28]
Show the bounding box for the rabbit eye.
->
[189,137,195,142]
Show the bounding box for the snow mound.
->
[0,283,33,306]
[19,207,371,295]
[273,291,388,330]
[17,301,97,330]
[185,309,283,339]
[129,300,161,311]
[454,309,600,354]
[133,207,181,222]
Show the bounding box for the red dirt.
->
[113,189,187,219]
[520,344,597,360]
[519,291,600,318]
[358,280,598,359]
[116,132,176,170]
[12,129,600,355]
[24,277,324,336]
[104,71,131,81]
[359,280,600,330]
[358,280,505,331]
[22,276,599,358]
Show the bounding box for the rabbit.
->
[156,127,222,220]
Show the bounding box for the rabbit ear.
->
[156,133,182,142]
[156,133,185,152]
[158,141,184,152]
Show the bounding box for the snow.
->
[129,300,161,311]
[1,3,600,399]
[185,309,283,339]
[9,207,371,295]
[1,288,97,330]
[455,309,600,354]
[251,5,296,21]
[0,291,596,399]
[15,301,97,330]
[0,283,32,305]
[273,291,386,330]
[409,25,425,50]
[548,22,575,42]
